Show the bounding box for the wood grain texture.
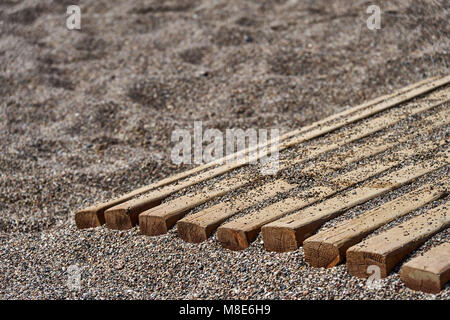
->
[261,112,450,252]
[178,107,448,244]
[346,203,450,278]
[400,242,450,293]
[303,182,448,268]
[262,160,448,253]
[217,142,448,251]
[75,76,450,228]
[103,90,449,231]
[176,179,296,243]
[138,175,253,235]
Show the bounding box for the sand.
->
[0,0,449,299]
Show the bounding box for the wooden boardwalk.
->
[75,75,450,293]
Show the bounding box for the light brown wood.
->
[176,108,448,243]
[75,162,237,229]
[262,157,448,253]
[346,203,450,278]
[107,172,255,231]
[176,179,296,242]
[217,143,448,251]
[261,109,450,252]
[298,107,448,176]
[75,76,450,228]
[287,88,449,167]
[303,182,448,268]
[100,162,249,230]
[175,143,387,243]
[103,91,448,231]
[400,242,450,293]
[138,175,255,235]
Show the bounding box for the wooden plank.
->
[282,86,449,164]
[176,109,448,243]
[176,179,296,242]
[103,93,449,231]
[400,242,450,293]
[104,167,250,230]
[298,107,449,176]
[262,159,449,253]
[75,161,238,229]
[263,187,393,252]
[138,111,447,236]
[346,203,450,278]
[303,181,448,268]
[217,144,448,251]
[136,176,277,235]
[75,76,450,228]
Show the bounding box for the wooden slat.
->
[263,186,394,252]
[136,175,277,235]
[138,109,447,236]
[176,179,296,242]
[262,161,449,253]
[346,203,450,278]
[279,77,449,152]
[76,161,238,229]
[176,109,448,243]
[400,242,450,293]
[216,144,448,251]
[284,87,449,166]
[297,107,449,176]
[104,92,449,231]
[75,76,450,228]
[303,181,448,268]
[106,171,253,230]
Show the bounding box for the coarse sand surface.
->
[0,0,449,299]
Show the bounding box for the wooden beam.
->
[400,242,450,294]
[176,179,296,243]
[262,149,448,253]
[107,172,254,231]
[303,181,448,267]
[137,175,256,235]
[217,143,448,251]
[103,92,448,231]
[75,162,237,229]
[346,203,450,278]
[261,109,450,251]
[177,108,448,243]
[75,76,450,228]
[298,107,449,176]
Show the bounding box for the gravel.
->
[0,0,449,299]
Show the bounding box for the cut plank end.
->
[303,240,342,268]
[261,226,298,252]
[75,209,105,229]
[104,207,137,230]
[399,242,450,293]
[139,215,169,236]
[104,198,162,230]
[346,250,389,278]
[217,227,250,251]
[177,221,208,243]
[400,266,443,294]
